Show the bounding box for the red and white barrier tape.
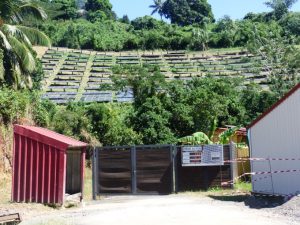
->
[224,157,300,163]
[221,169,300,186]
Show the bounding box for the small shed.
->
[248,83,300,196]
[12,125,88,204]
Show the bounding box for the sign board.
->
[181,145,224,167]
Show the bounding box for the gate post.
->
[171,145,178,193]
[131,146,137,194]
[229,142,237,189]
[92,147,98,200]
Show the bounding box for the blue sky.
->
[110,0,300,21]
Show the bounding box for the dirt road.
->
[20,195,299,225]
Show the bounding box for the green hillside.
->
[41,47,269,104]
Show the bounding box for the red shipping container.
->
[12,125,88,204]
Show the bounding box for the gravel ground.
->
[13,194,300,225]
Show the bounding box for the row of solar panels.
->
[41,48,268,104]
[42,90,134,104]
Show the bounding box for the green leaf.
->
[8,36,36,73]
[17,26,51,47]
[0,30,12,50]
[218,126,240,145]
[178,131,213,145]
[18,3,48,20]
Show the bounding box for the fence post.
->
[92,147,98,200]
[170,145,174,193]
[172,145,178,193]
[229,142,237,189]
[131,146,137,194]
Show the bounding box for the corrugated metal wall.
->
[12,133,66,204]
[249,90,300,196]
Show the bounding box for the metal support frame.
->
[229,142,237,189]
[92,147,98,200]
[131,146,137,194]
[91,144,234,197]
[172,145,178,193]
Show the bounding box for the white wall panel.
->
[250,89,300,196]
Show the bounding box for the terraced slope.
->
[40,47,269,104]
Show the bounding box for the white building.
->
[248,83,300,196]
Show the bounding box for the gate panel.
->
[136,146,173,194]
[177,145,233,191]
[98,147,132,194]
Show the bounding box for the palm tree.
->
[265,0,298,9]
[265,0,298,19]
[0,0,51,88]
[149,0,165,20]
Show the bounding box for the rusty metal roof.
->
[14,125,88,150]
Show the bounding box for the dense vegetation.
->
[0,0,299,164]
[0,72,281,146]
[34,0,300,51]
[0,0,50,88]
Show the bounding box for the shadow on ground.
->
[208,194,287,209]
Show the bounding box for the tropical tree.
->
[189,27,210,50]
[0,0,51,88]
[160,0,214,26]
[150,0,165,20]
[247,25,300,97]
[265,0,298,20]
[85,0,116,21]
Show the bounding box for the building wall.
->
[249,89,300,196]
[12,133,66,204]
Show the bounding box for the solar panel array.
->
[41,47,270,104]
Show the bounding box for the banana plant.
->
[218,126,240,144]
[178,132,213,145]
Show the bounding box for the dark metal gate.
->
[92,145,175,198]
[176,144,236,191]
[92,144,236,199]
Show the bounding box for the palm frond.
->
[0,30,12,50]
[151,8,158,15]
[0,0,19,23]
[12,63,22,88]
[2,24,31,46]
[3,49,22,88]
[8,36,36,73]
[18,3,48,21]
[16,26,51,47]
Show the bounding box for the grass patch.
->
[84,165,93,201]
[180,182,251,198]
[234,181,252,192]
[180,187,231,196]
[0,173,12,204]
